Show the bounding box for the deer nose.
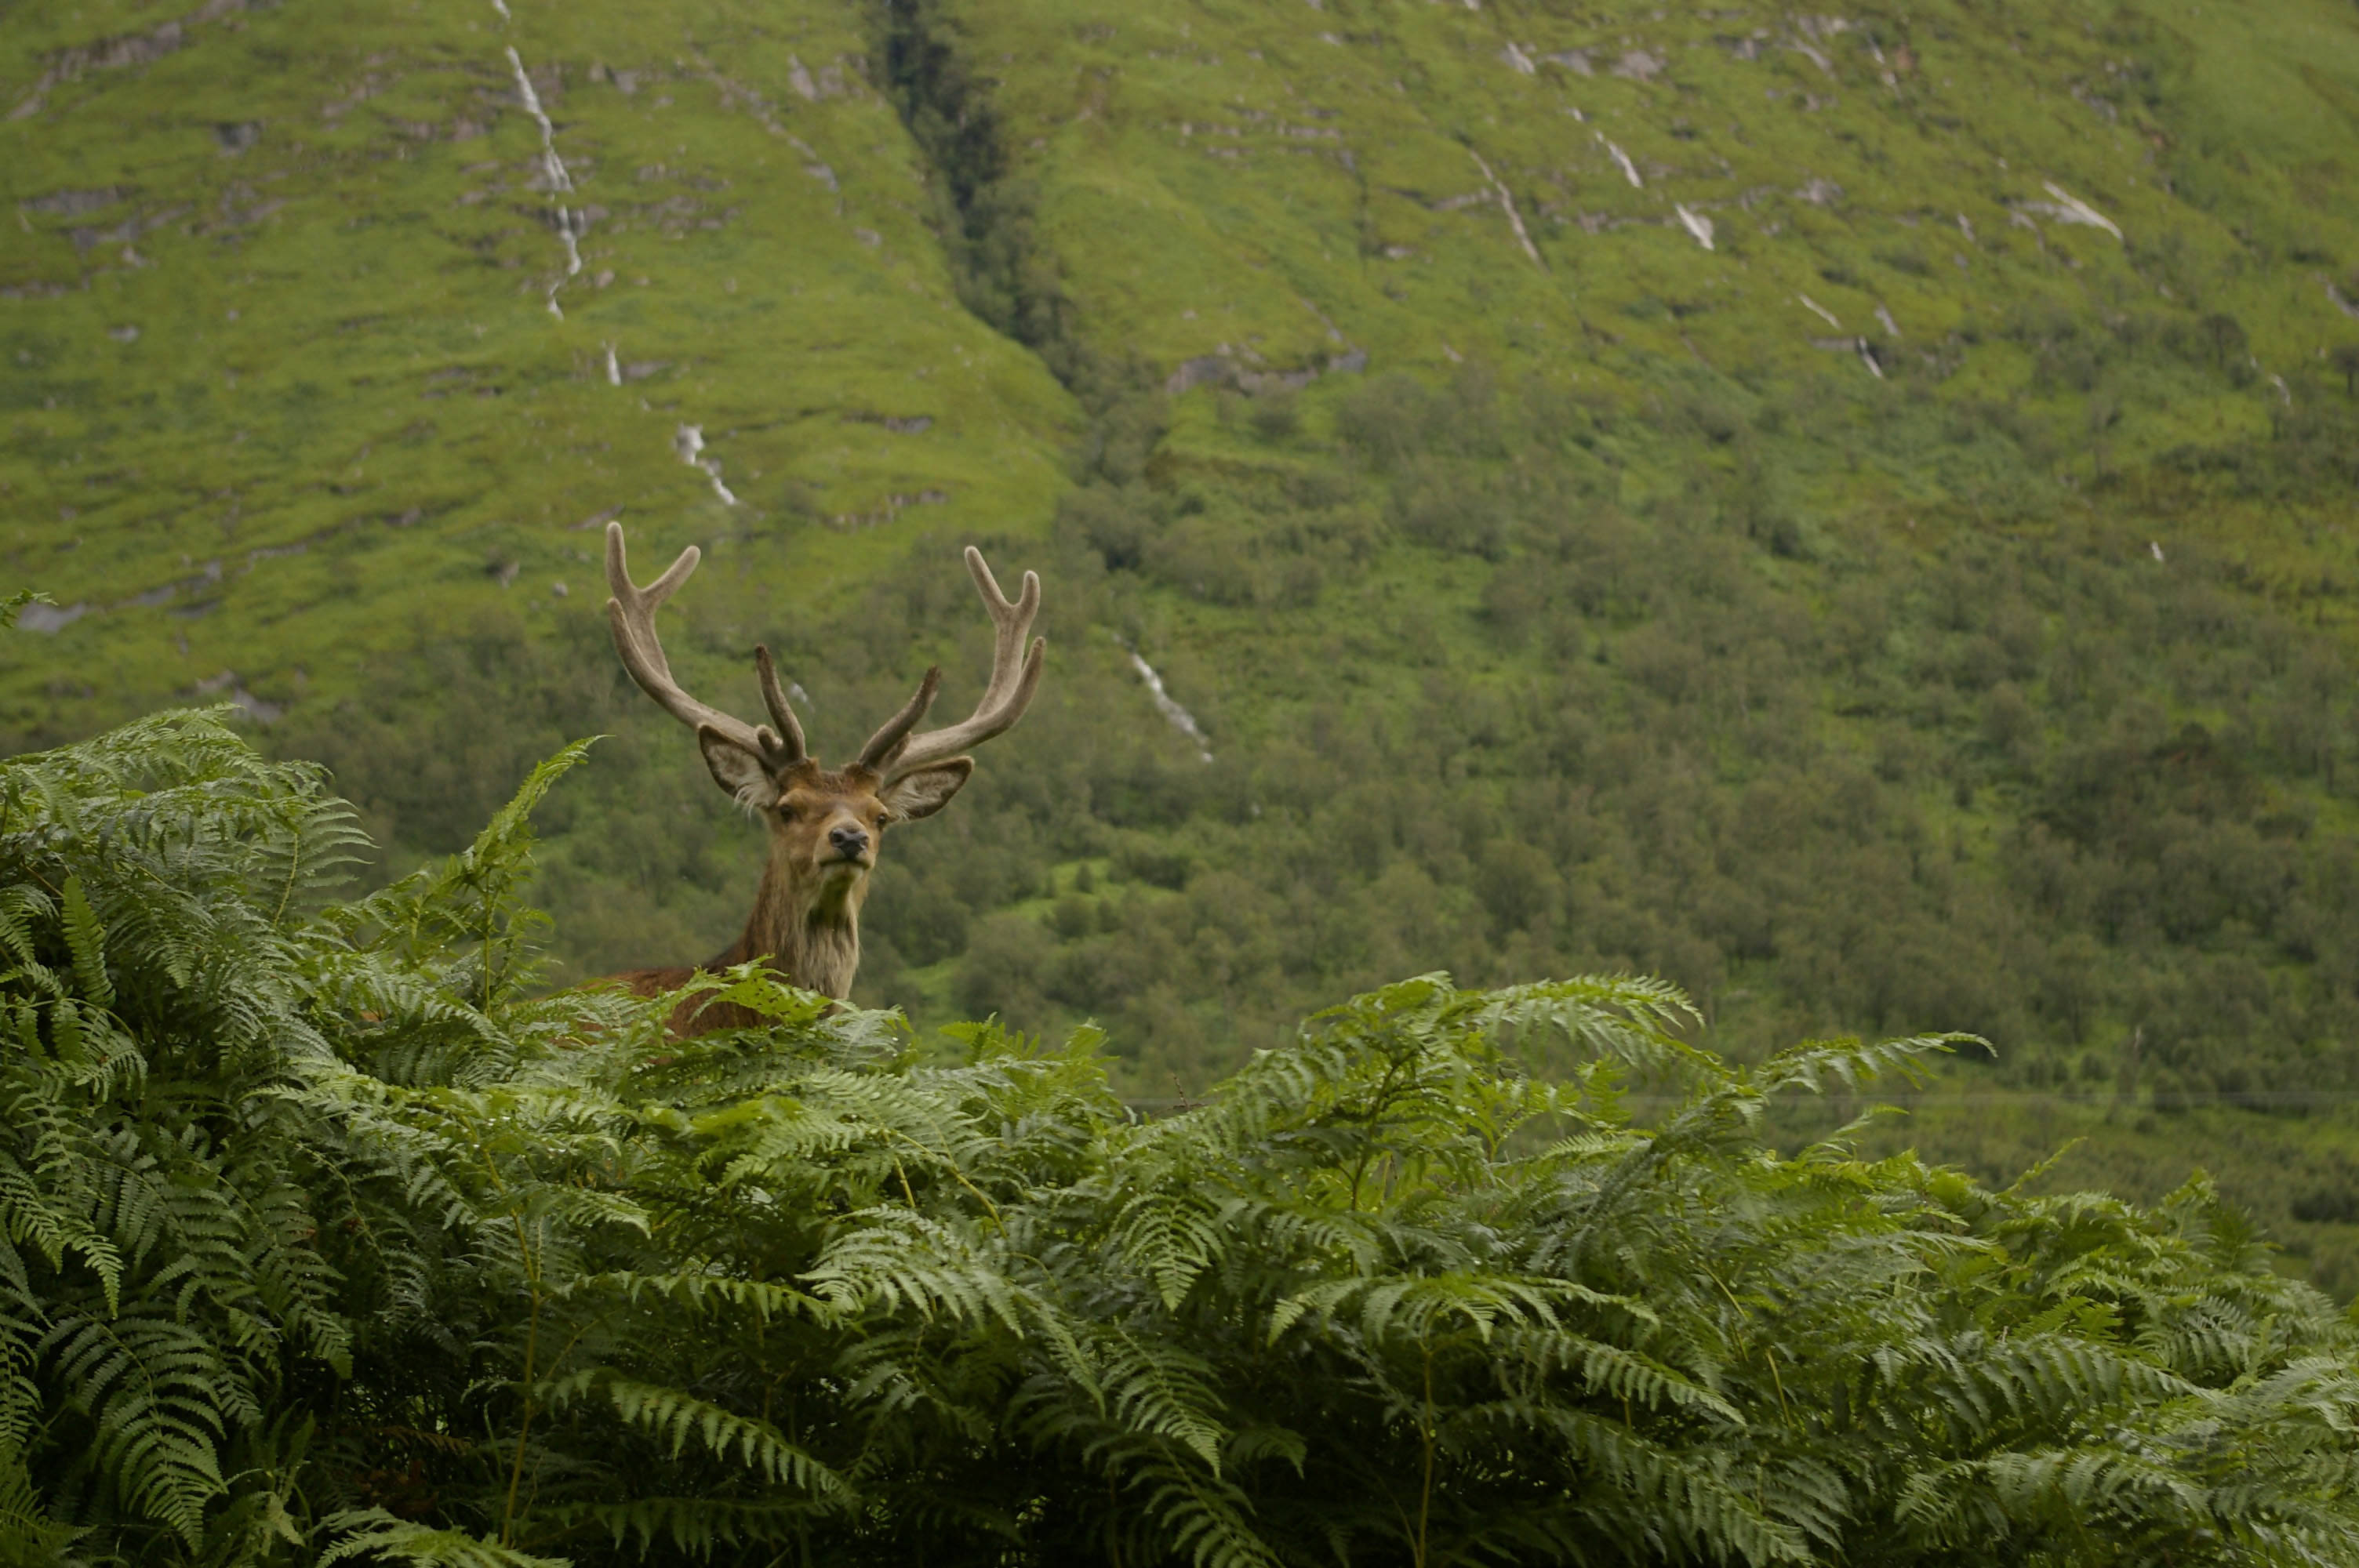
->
[828,825,871,858]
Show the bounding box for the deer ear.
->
[878,757,973,822]
[697,726,777,808]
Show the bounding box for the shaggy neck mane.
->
[715,850,864,1000]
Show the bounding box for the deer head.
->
[602,521,1044,1019]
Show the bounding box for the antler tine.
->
[753,646,809,764]
[856,666,943,771]
[875,546,1047,782]
[605,521,801,767]
[604,521,702,676]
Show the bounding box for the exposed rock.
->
[229,687,283,724]
[1238,367,1318,394]
[9,4,245,120]
[16,602,88,634]
[19,187,127,216]
[830,491,949,530]
[1165,355,1230,394]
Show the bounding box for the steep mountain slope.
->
[0,0,1075,724]
[9,0,2359,1286]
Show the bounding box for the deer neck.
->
[729,856,866,1000]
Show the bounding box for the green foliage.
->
[9,0,2359,1290]
[5,711,2358,1565]
[0,593,51,636]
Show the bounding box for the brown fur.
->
[617,759,970,1036]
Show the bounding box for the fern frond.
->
[316,1509,572,1568]
[575,1375,849,1494]
[0,1439,78,1566]
[55,878,111,1009]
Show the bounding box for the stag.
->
[601,521,1044,1033]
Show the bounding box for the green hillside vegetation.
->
[6,708,2359,1566]
[10,0,2359,1286]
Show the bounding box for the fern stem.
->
[1764,1343,1794,1428]
[481,882,496,1014]
[270,809,300,930]
[501,1291,540,1544]
[882,1127,1003,1232]
[1415,1342,1436,1568]
[501,1210,544,1547]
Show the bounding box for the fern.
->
[317,1511,569,1568]
[9,712,2359,1566]
[0,1439,78,1567]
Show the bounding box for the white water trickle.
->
[1598,135,1642,189]
[506,46,581,316]
[1796,293,1842,329]
[1120,639,1213,763]
[604,343,620,386]
[1674,203,1715,251]
[2026,181,2121,241]
[673,424,739,506]
[1467,150,1543,268]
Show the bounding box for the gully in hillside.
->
[601,521,1045,1031]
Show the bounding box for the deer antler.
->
[860,546,1045,779]
[605,521,806,770]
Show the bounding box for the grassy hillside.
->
[10,0,2359,1287]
